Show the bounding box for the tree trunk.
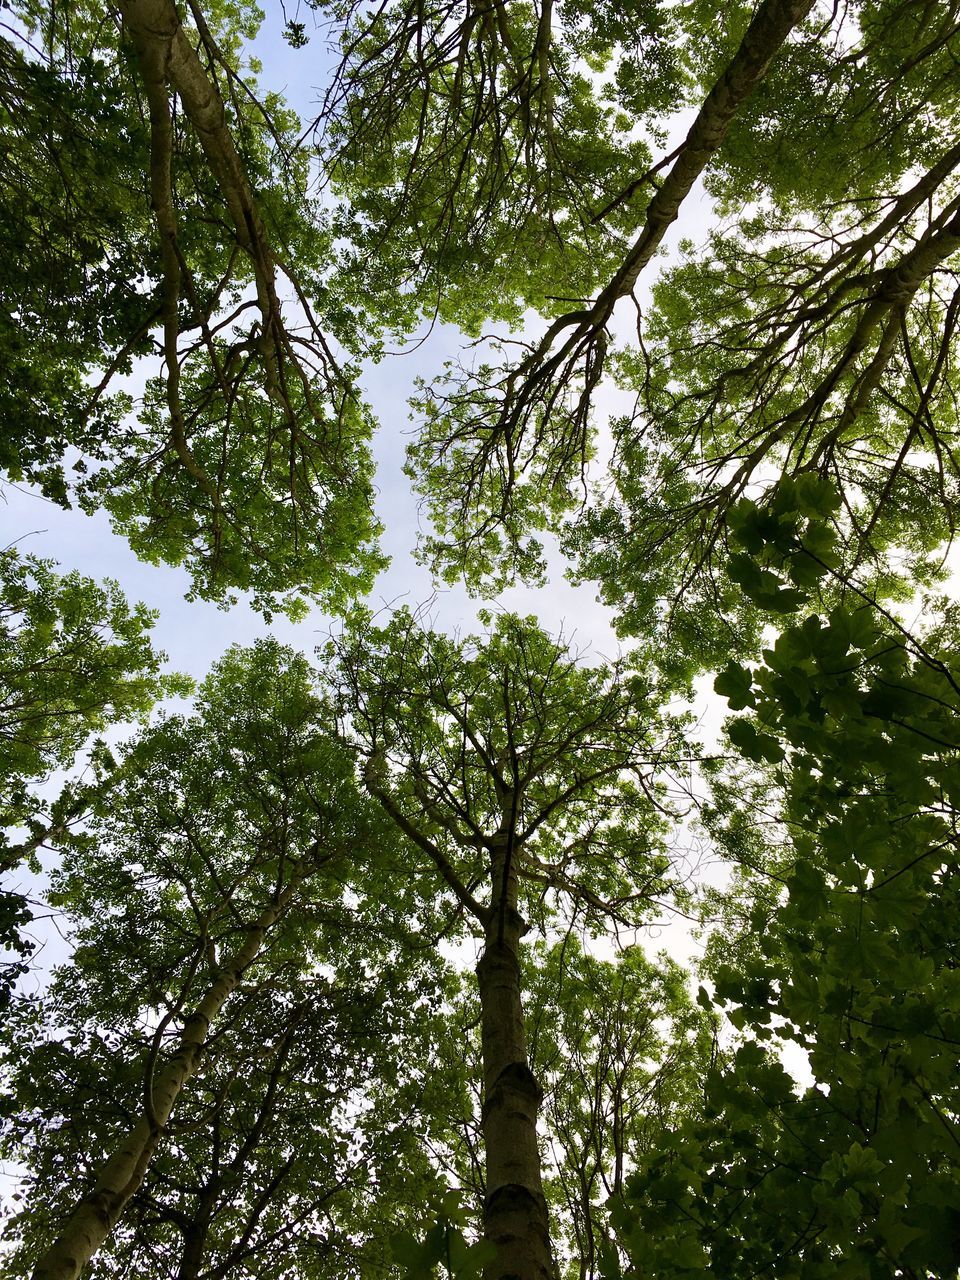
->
[116,0,285,358]
[31,875,303,1280]
[475,834,553,1280]
[176,1217,210,1280]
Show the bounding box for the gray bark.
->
[31,875,303,1280]
[476,834,553,1280]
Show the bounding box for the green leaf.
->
[714,662,755,709]
[727,718,785,763]
[794,474,841,518]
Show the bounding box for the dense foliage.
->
[614,540,960,1275]
[2,1,959,1278]
[1,0,385,613]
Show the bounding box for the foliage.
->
[389,1190,497,1280]
[0,547,184,844]
[314,0,681,337]
[1,641,460,1279]
[610,579,960,1276]
[329,606,686,937]
[1,0,385,613]
[395,0,960,637]
[696,0,960,213]
[403,0,825,589]
[523,939,715,1280]
[573,161,960,648]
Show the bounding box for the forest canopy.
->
[1,1,959,1279]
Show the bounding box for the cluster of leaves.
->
[609,561,960,1274]
[398,0,829,589]
[0,547,185,840]
[389,1190,497,1280]
[697,0,960,213]
[394,0,960,644]
[525,940,716,1280]
[569,0,960,653]
[0,26,154,502]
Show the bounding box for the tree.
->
[6,944,456,1280]
[9,0,957,617]
[0,547,181,848]
[572,125,960,657]
[0,546,182,1006]
[396,0,960,645]
[437,937,715,1280]
[3,641,456,1280]
[330,607,691,1280]
[1,0,384,612]
[403,0,820,589]
[525,941,715,1280]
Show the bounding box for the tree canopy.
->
[2,1,960,1278]
[1,0,385,614]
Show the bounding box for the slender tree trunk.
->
[475,833,553,1280]
[117,0,285,347]
[176,1201,215,1280]
[31,875,303,1280]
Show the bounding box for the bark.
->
[31,874,304,1280]
[176,1216,210,1280]
[476,834,553,1280]
[603,0,818,306]
[129,0,218,493]
[116,0,285,373]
